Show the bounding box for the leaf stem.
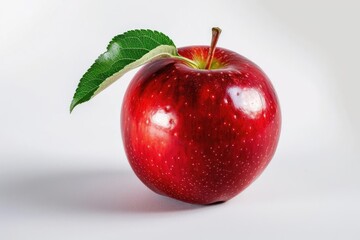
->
[173,55,199,69]
[205,27,222,70]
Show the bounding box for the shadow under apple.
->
[0,166,201,214]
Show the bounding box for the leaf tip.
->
[69,99,77,114]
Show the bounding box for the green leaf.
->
[70,29,178,112]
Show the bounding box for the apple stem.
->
[205,27,222,70]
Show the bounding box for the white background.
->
[1,0,359,239]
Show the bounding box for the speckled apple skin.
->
[121,46,281,204]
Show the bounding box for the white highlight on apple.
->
[151,110,176,129]
[227,86,266,118]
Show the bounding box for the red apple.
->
[121,30,281,204]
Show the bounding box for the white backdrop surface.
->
[0,0,359,239]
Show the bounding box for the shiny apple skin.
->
[121,46,281,205]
